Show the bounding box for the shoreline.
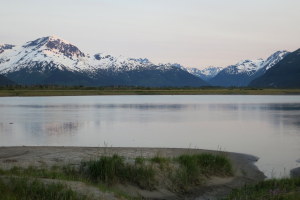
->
[0,88,300,97]
[0,146,265,199]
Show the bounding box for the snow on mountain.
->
[223,59,264,75]
[90,53,154,72]
[260,50,290,71]
[156,63,186,71]
[0,36,168,76]
[0,36,93,73]
[0,36,158,75]
[0,44,15,54]
[187,67,223,81]
[249,49,300,88]
[209,51,289,87]
[0,36,208,86]
[220,51,289,77]
[0,36,290,87]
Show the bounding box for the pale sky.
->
[1,0,300,69]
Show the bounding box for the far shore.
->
[0,88,300,97]
[0,146,265,199]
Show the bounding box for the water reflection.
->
[41,122,79,135]
[0,103,188,111]
[0,95,300,178]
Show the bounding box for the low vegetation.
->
[0,85,300,96]
[1,154,299,199]
[165,153,233,191]
[0,177,89,200]
[225,178,300,200]
[0,153,233,198]
[80,154,156,189]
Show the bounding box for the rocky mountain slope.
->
[249,49,300,88]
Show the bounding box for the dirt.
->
[0,146,266,199]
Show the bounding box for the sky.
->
[0,0,300,69]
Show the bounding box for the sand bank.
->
[0,147,265,199]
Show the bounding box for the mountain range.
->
[0,36,298,88]
[0,36,207,87]
[209,51,289,87]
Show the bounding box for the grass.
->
[0,165,81,182]
[0,153,233,198]
[150,155,171,170]
[172,153,233,190]
[0,177,89,200]
[225,177,300,200]
[1,153,300,200]
[80,154,156,189]
[134,156,146,165]
[0,86,300,96]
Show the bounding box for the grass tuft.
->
[172,153,233,189]
[135,157,146,165]
[0,177,88,200]
[80,154,156,189]
[225,177,300,200]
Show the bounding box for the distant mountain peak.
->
[186,66,223,81]
[0,44,15,54]
[261,50,290,70]
[23,36,85,58]
[249,48,300,88]
[209,50,290,87]
[236,58,264,65]
[223,59,265,76]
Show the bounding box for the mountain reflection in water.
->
[0,95,299,178]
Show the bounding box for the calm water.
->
[0,95,300,177]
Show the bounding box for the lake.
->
[0,95,299,178]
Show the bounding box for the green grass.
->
[0,177,89,200]
[225,178,300,200]
[134,156,146,165]
[171,153,233,189]
[0,165,81,182]
[150,155,170,164]
[80,154,156,189]
[0,153,234,197]
[150,155,171,170]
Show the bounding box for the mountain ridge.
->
[209,51,290,87]
[0,36,297,88]
[0,36,208,87]
[249,49,300,88]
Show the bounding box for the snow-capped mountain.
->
[222,59,265,76]
[0,36,208,87]
[0,36,89,73]
[209,51,290,87]
[187,67,223,81]
[250,49,300,88]
[0,36,292,87]
[254,50,290,78]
